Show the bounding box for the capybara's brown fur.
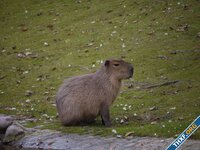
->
[55,59,133,126]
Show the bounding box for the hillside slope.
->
[0,0,200,139]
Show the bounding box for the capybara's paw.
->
[104,121,112,127]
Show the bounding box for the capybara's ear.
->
[104,60,110,67]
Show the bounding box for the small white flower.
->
[26,99,31,103]
[112,31,116,34]
[124,116,128,120]
[44,91,49,95]
[92,64,96,68]
[25,52,32,56]
[25,48,30,51]
[88,43,93,46]
[52,104,56,107]
[112,129,117,134]
[11,107,16,110]
[151,121,157,125]
[170,107,176,110]
[91,21,95,24]
[123,107,127,111]
[44,42,49,46]
[23,70,29,74]
[164,33,168,36]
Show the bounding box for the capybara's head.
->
[104,59,134,80]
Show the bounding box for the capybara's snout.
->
[128,65,134,78]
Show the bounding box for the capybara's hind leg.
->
[79,119,96,126]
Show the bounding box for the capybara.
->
[55,59,134,127]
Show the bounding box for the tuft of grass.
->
[0,0,200,139]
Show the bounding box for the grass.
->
[0,0,200,139]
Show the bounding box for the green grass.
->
[0,0,200,139]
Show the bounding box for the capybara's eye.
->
[113,64,120,67]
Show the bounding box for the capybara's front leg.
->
[100,104,111,127]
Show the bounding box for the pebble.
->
[0,116,14,131]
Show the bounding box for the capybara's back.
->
[55,59,133,126]
[56,74,101,125]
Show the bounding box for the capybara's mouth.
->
[126,72,133,79]
[127,74,133,79]
[128,67,134,78]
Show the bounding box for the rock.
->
[0,116,14,132]
[176,24,189,32]
[21,27,28,32]
[16,53,25,58]
[3,123,25,143]
[0,141,5,150]
[3,128,200,150]
[25,90,34,97]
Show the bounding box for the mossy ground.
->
[0,0,200,139]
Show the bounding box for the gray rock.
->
[3,123,25,143]
[13,129,200,150]
[0,115,14,132]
